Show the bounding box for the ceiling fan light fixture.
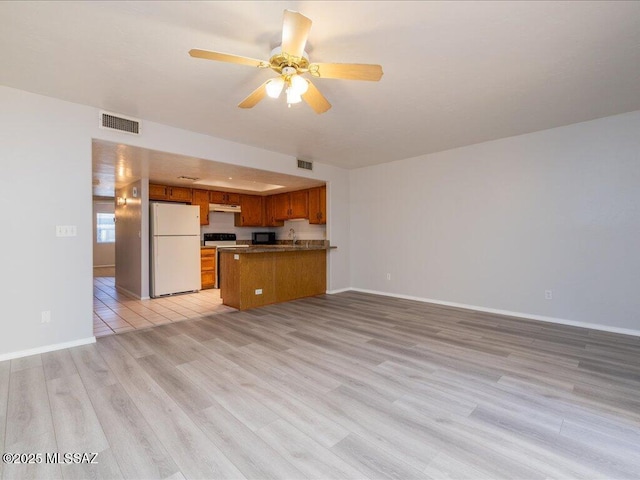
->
[286,87,302,105]
[289,74,309,95]
[266,77,285,98]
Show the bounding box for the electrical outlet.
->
[41,310,51,323]
[255,289,263,295]
[545,290,553,300]
[386,273,391,281]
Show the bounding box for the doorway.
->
[91,197,233,337]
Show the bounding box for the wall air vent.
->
[99,111,141,135]
[297,159,313,171]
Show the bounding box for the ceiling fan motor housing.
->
[282,66,297,76]
[269,46,310,73]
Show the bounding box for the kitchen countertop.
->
[217,245,335,253]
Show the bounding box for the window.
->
[96,212,115,243]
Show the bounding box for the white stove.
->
[203,232,237,247]
[204,240,238,247]
[202,233,249,288]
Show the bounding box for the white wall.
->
[0,84,350,359]
[200,211,267,241]
[350,111,640,334]
[93,199,115,266]
[0,87,95,359]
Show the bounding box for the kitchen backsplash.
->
[201,211,259,240]
[201,212,326,241]
[273,219,326,241]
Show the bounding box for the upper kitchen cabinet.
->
[234,194,263,227]
[192,189,210,225]
[308,185,327,225]
[209,191,240,205]
[149,184,167,200]
[274,190,309,220]
[263,195,285,227]
[149,184,193,203]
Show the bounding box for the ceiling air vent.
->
[297,159,313,171]
[99,111,141,135]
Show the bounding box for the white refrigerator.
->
[150,202,201,298]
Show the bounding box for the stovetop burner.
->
[203,232,236,246]
[203,233,236,242]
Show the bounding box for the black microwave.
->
[252,231,276,245]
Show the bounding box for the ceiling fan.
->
[189,9,383,114]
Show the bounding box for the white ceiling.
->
[2,1,640,177]
[92,139,325,198]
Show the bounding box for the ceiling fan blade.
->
[189,49,267,68]
[308,63,384,81]
[302,79,331,114]
[281,10,312,59]
[238,81,269,109]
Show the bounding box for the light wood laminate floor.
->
[2,291,639,479]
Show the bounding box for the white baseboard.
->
[115,285,142,300]
[0,336,96,362]
[348,288,640,338]
[326,287,352,294]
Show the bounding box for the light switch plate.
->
[56,225,77,237]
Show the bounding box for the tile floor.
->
[93,267,235,337]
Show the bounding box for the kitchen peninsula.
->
[219,244,330,310]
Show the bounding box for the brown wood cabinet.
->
[273,193,289,220]
[274,190,309,220]
[234,194,263,227]
[220,249,326,310]
[148,184,326,227]
[308,185,327,224]
[200,248,216,289]
[209,191,240,205]
[192,189,210,225]
[149,183,169,200]
[149,184,193,203]
[263,195,284,227]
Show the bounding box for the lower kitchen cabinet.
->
[200,247,216,289]
[219,248,326,310]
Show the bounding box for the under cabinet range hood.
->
[209,203,241,213]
